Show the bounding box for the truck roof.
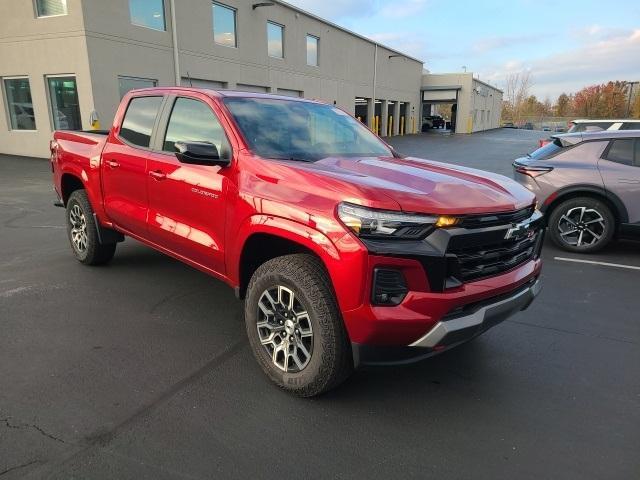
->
[128,86,323,104]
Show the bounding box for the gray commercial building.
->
[0,0,426,158]
[422,73,504,134]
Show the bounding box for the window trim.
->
[34,0,68,18]
[2,75,38,132]
[306,34,320,67]
[45,74,82,131]
[156,95,233,160]
[267,21,285,59]
[116,94,167,152]
[212,2,238,49]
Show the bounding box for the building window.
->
[306,35,319,66]
[3,77,36,130]
[47,76,81,130]
[35,0,67,17]
[119,96,163,148]
[129,0,165,31]
[118,76,158,99]
[267,22,284,58]
[212,3,237,48]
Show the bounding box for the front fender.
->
[230,214,368,312]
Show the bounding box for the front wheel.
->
[548,197,615,253]
[66,190,117,265]
[245,254,352,397]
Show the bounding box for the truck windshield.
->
[223,97,392,162]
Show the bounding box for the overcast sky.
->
[287,0,640,100]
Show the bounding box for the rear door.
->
[146,94,233,274]
[101,95,164,236]
[598,137,640,223]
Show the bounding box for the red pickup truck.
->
[51,88,543,396]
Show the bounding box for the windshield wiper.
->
[269,156,315,163]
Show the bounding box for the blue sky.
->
[288,0,640,100]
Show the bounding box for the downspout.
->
[372,43,378,106]
[170,0,180,85]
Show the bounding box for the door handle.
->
[106,160,120,169]
[149,170,167,181]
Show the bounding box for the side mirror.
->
[174,141,230,166]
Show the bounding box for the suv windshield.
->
[223,97,392,162]
[528,138,564,159]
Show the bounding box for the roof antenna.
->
[186,71,193,87]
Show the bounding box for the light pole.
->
[626,81,639,117]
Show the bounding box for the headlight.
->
[337,202,458,239]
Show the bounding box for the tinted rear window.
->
[120,96,163,148]
[529,139,563,159]
[604,139,635,166]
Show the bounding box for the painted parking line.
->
[554,257,640,271]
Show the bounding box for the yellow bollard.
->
[400,116,405,136]
[388,116,393,136]
[375,115,380,135]
[412,117,416,134]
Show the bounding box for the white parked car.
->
[568,119,640,133]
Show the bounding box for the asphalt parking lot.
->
[1,129,639,479]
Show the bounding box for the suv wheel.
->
[548,197,615,253]
[66,190,117,265]
[245,254,352,397]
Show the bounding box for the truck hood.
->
[287,156,535,215]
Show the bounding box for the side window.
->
[620,122,640,131]
[119,96,163,148]
[604,139,635,166]
[163,97,231,159]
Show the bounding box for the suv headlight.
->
[337,202,458,239]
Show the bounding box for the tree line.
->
[502,72,640,123]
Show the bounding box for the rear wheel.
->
[548,197,615,253]
[245,254,352,397]
[66,190,117,265]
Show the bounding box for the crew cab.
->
[51,88,543,396]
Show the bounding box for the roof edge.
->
[273,0,424,64]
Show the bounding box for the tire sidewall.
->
[549,198,614,253]
[245,270,336,394]
[66,192,94,262]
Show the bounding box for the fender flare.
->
[229,214,341,287]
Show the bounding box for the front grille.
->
[458,206,535,229]
[448,231,539,282]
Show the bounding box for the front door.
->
[101,95,164,236]
[146,95,232,275]
[598,137,640,224]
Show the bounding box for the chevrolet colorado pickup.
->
[51,88,544,396]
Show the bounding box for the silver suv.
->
[513,130,640,252]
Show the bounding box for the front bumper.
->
[352,277,541,366]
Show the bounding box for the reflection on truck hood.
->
[286,156,536,215]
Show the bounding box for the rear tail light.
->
[372,268,408,306]
[515,165,553,178]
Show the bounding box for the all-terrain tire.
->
[66,190,117,265]
[245,254,353,397]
